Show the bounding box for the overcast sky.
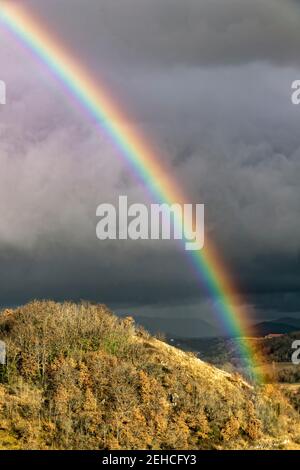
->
[0,0,300,336]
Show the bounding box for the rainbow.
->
[0,2,264,382]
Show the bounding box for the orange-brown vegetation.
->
[0,301,299,449]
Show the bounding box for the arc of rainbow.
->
[0,3,264,383]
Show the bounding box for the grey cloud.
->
[0,1,300,331]
[25,0,300,67]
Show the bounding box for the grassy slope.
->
[0,301,299,450]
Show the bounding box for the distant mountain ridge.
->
[131,315,220,338]
[253,317,300,336]
[130,315,300,339]
[276,317,300,328]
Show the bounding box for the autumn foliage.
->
[0,301,299,449]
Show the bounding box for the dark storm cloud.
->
[0,0,300,331]
[26,0,300,67]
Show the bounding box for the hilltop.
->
[0,301,299,450]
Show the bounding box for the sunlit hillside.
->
[0,301,299,450]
